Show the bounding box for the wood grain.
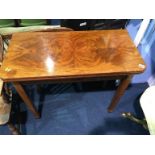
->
[0,30,146,82]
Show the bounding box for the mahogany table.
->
[0,30,146,118]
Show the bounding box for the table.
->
[0,30,146,118]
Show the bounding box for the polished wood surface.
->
[0,30,146,82]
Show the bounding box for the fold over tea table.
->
[0,30,146,118]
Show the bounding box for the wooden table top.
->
[0,30,146,82]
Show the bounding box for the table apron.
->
[8,75,131,85]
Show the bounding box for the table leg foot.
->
[13,82,40,119]
[108,75,133,112]
[7,122,21,135]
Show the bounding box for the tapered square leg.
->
[108,75,133,112]
[13,82,40,118]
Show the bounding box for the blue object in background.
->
[127,19,155,85]
[50,19,60,25]
[126,19,142,40]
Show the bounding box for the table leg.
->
[7,122,21,135]
[13,82,40,118]
[108,75,133,112]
